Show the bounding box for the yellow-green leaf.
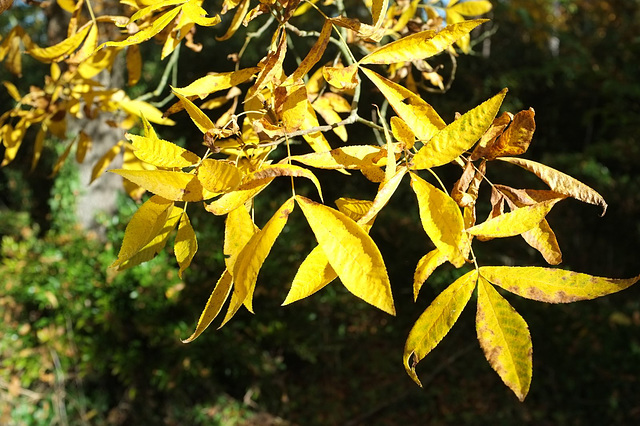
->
[498,157,608,215]
[480,266,640,303]
[410,173,466,267]
[182,269,233,343]
[413,89,507,169]
[413,248,448,301]
[404,270,478,386]
[466,199,560,239]
[175,211,197,278]
[127,133,200,168]
[296,196,395,315]
[232,197,295,313]
[173,67,259,99]
[110,169,215,202]
[476,276,532,401]
[362,68,445,142]
[117,206,181,271]
[360,19,487,65]
[111,195,174,268]
[173,91,215,133]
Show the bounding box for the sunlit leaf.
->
[232,197,295,312]
[362,68,445,142]
[360,19,487,65]
[476,276,532,401]
[296,196,395,315]
[216,0,250,41]
[224,204,259,272]
[103,7,182,48]
[413,89,507,169]
[413,248,448,301]
[173,67,259,99]
[205,173,274,215]
[404,270,478,386]
[283,246,337,305]
[182,269,233,343]
[323,64,359,90]
[449,0,492,16]
[466,199,560,239]
[410,173,466,267]
[358,166,407,225]
[197,158,243,193]
[480,267,640,303]
[110,169,216,202]
[290,19,332,82]
[119,98,176,125]
[127,133,200,168]
[498,157,608,215]
[175,211,197,278]
[172,91,215,133]
[28,23,92,62]
[289,145,385,170]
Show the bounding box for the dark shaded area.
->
[1,1,639,424]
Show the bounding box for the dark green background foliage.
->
[1,1,639,424]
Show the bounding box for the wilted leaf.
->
[480,267,640,303]
[410,173,466,267]
[182,270,233,343]
[413,89,507,169]
[360,19,487,65]
[498,157,608,215]
[296,196,395,315]
[476,276,532,401]
[404,270,478,386]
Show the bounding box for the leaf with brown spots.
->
[480,266,640,303]
[476,276,532,401]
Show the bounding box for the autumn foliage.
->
[1,0,638,402]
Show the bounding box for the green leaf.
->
[480,266,640,303]
[404,270,478,386]
[476,276,532,401]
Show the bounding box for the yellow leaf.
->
[117,206,182,271]
[173,67,259,99]
[119,97,176,126]
[232,197,295,313]
[31,126,46,171]
[182,269,233,343]
[127,133,200,168]
[224,205,259,272]
[1,122,27,167]
[322,64,359,91]
[498,157,608,215]
[413,248,448,301]
[111,195,174,268]
[77,46,120,79]
[413,89,507,169]
[404,270,478,386]
[296,196,395,315]
[479,267,640,303]
[466,199,560,239]
[110,169,216,202]
[172,91,215,133]
[371,0,389,30]
[289,19,332,82]
[91,141,124,183]
[216,0,250,41]
[283,246,337,305]
[28,24,92,62]
[360,19,487,65]
[312,95,348,142]
[358,166,407,225]
[197,158,243,193]
[126,45,142,86]
[205,173,274,215]
[289,145,385,170]
[362,68,445,142]
[279,82,332,153]
[450,0,492,16]
[175,211,197,278]
[476,276,532,401]
[182,0,221,26]
[75,131,92,163]
[103,7,182,49]
[2,81,21,101]
[410,173,466,267]
[390,116,415,149]
[335,198,374,223]
[253,163,323,200]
